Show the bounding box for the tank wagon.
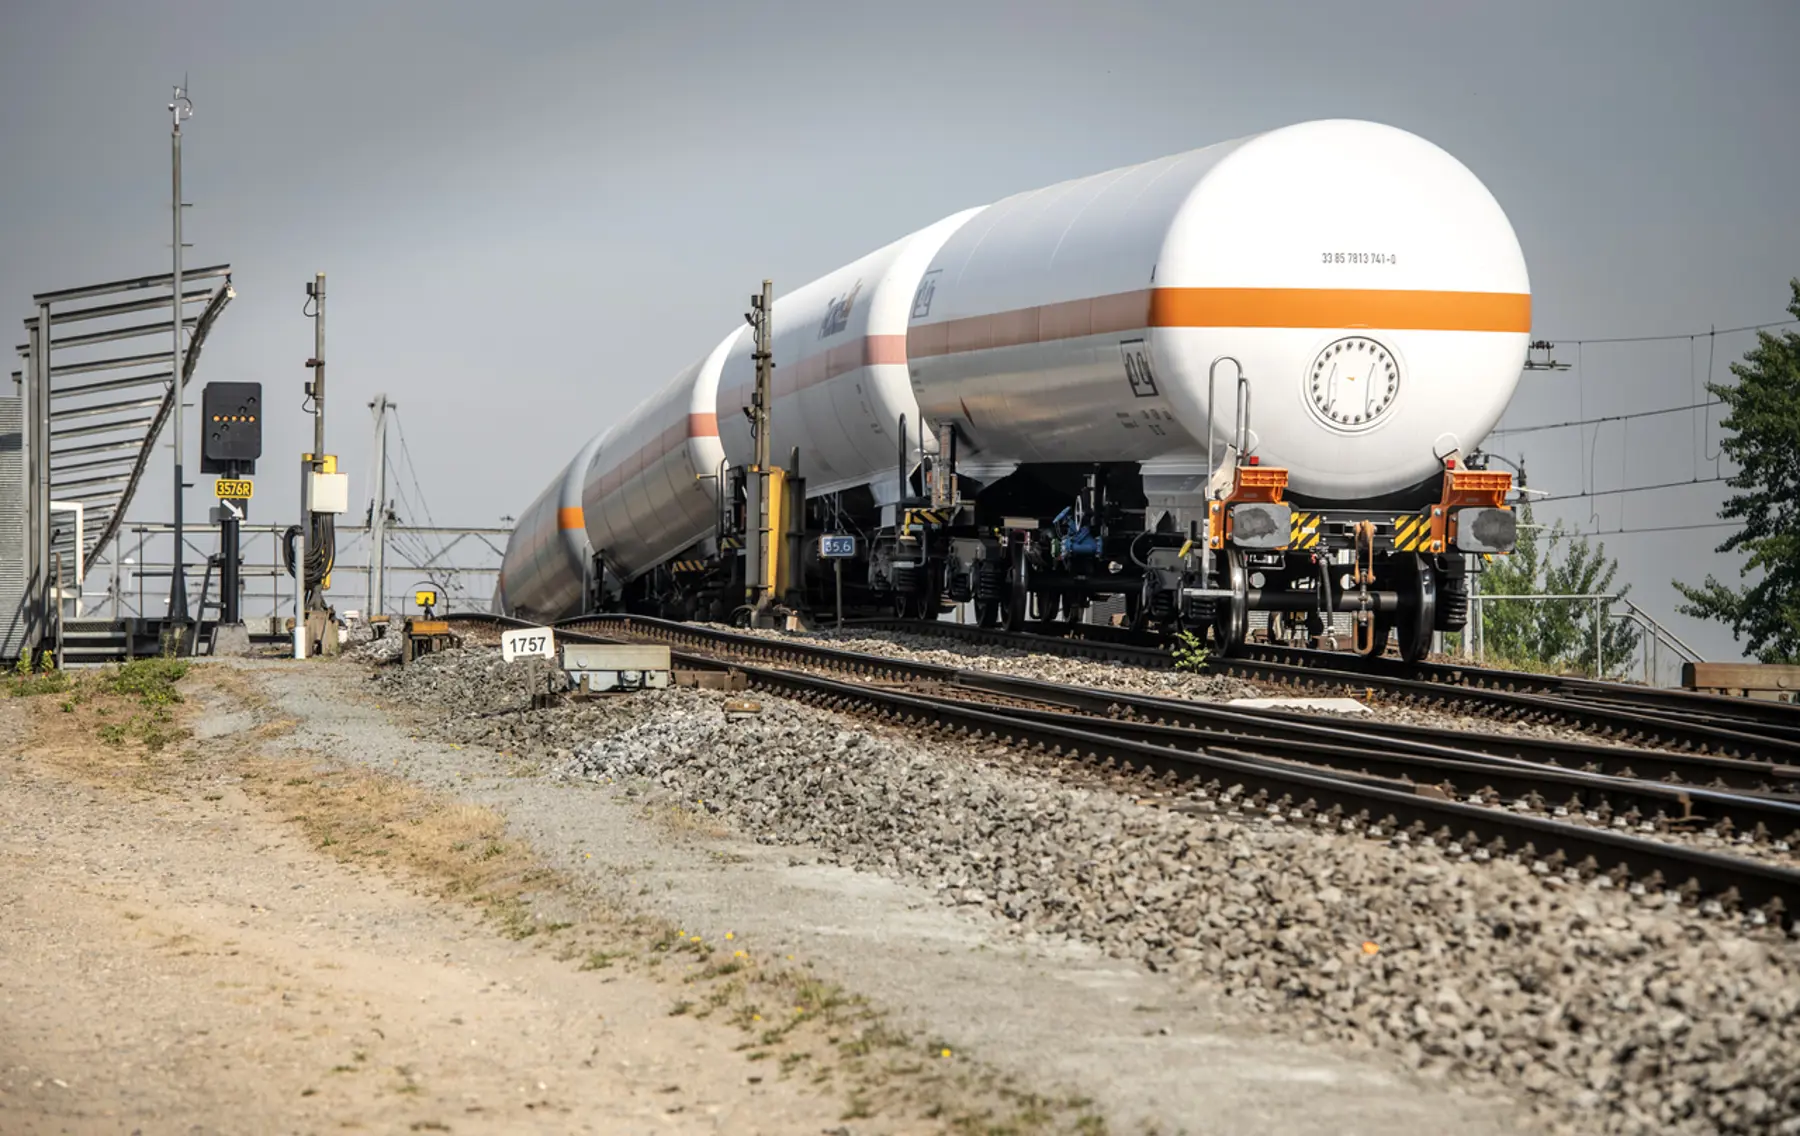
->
[490,429,607,622]
[497,119,1530,661]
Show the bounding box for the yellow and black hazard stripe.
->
[719,536,743,550]
[1392,514,1435,552]
[1288,510,1321,549]
[904,508,949,528]
[670,559,709,574]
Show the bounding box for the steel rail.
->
[930,691,1800,840]
[947,670,1800,797]
[846,617,1800,737]
[560,613,1800,764]
[727,665,1800,925]
[559,611,1799,794]
[1232,641,1800,733]
[545,613,1800,830]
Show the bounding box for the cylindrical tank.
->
[493,430,609,620]
[582,329,741,581]
[906,119,1530,501]
[717,209,985,496]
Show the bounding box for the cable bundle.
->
[283,512,337,590]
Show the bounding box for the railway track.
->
[433,611,1800,924]
[867,613,1800,738]
[838,617,1800,759]
[557,613,1800,822]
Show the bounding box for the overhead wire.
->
[1492,313,1791,520]
[1582,520,1738,537]
[388,410,474,604]
[381,474,453,596]
[1490,399,1724,437]
[1531,476,1731,504]
[1534,317,1797,346]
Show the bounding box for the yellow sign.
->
[215,478,253,500]
[415,590,438,607]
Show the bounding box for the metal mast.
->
[311,273,326,468]
[367,394,392,615]
[752,279,772,472]
[304,272,325,613]
[747,279,774,617]
[167,82,194,627]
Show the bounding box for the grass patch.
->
[21,656,192,753]
[95,656,189,704]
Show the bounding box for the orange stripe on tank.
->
[720,333,911,405]
[908,286,1530,357]
[557,506,584,530]
[688,412,718,437]
[1149,288,1531,333]
[862,334,908,366]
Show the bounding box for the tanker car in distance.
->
[496,119,1531,662]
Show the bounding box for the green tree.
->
[1475,502,1642,678]
[1673,280,1800,664]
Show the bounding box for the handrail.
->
[1206,356,1244,501]
[1469,590,1704,685]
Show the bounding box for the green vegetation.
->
[94,657,190,751]
[1674,279,1800,663]
[7,650,70,696]
[1169,628,1210,673]
[97,656,189,704]
[1473,501,1642,678]
[9,655,190,751]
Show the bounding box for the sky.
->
[2,0,1796,663]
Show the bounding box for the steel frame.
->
[13,263,234,653]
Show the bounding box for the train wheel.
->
[1004,544,1027,631]
[1393,553,1438,663]
[1210,549,1250,656]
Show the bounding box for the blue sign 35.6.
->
[819,534,856,559]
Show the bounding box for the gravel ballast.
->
[376,646,1800,1134]
[704,623,1259,701]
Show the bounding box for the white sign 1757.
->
[501,626,556,662]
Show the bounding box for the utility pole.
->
[746,279,776,624]
[752,280,771,474]
[367,393,393,615]
[295,272,334,658]
[310,273,326,477]
[302,272,325,613]
[167,81,194,633]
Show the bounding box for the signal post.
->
[200,381,262,652]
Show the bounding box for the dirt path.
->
[0,696,859,1135]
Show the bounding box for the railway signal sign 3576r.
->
[215,478,253,500]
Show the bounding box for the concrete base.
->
[303,609,341,658]
[209,622,257,658]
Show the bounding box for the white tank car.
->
[716,209,986,496]
[580,328,741,582]
[907,118,1531,502]
[493,429,608,620]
